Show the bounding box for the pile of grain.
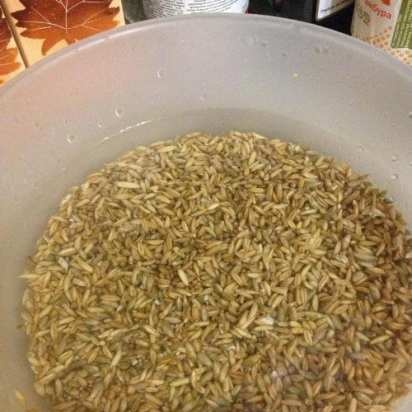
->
[22,132,412,412]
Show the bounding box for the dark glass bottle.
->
[249,0,355,34]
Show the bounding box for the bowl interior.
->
[1,15,412,411]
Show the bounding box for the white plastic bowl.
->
[1,14,411,411]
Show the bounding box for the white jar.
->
[142,0,249,19]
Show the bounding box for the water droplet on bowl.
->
[66,134,75,144]
[356,145,364,152]
[156,69,164,79]
[114,108,123,119]
[281,52,287,57]
[244,36,255,46]
[390,173,399,180]
[409,161,412,167]
[391,155,398,162]
[315,45,329,54]
[408,112,412,119]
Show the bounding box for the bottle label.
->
[316,0,354,20]
[143,0,248,18]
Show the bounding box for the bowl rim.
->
[1,13,411,99]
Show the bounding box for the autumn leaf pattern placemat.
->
[0,4,23,84]
[0,0,125,80]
